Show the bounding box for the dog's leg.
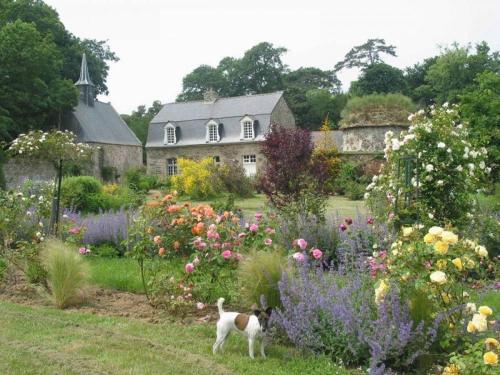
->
[248,337,255,359]
[213,327,229,355]
[219,331,230,353]
[260,340,266,359]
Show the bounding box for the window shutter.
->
[217,123,222,142]
[205,123,210,143]
[175,126,180,143]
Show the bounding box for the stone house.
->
[4,54,143,188]
[146,91,296,177]
[63,54,143,179]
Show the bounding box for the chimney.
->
[203,88,218,102]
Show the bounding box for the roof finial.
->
[75,53,93,86]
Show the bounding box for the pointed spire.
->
[75,53,93,86]
[75,53,94,106]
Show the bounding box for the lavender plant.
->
[272,260,441,373]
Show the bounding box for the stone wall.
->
[90,143,144,180]
[271,97,296,128]
[147,143,264,176]
[341,124,408,152]
[3,158,56,189]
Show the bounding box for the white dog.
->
[212,298,272,359]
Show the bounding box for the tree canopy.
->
[349,63,405,96]
[335,38,397,72]
[0,0,118,141]
[122,101,163,145]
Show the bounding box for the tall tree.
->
[349,63,405,96]
[122,100,163,145]
[423,42,499,104]
[177,42,287,101]
[0,0,118,96]
[334,38,397,71]
[403,57,438,106]
[283,67,342,128]
[0,21,78,140]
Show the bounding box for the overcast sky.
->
[45,0,500,114]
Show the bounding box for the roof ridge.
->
[162,90,283,106]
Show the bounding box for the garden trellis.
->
[394,154,419,228]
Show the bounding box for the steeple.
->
[75,53,94,106]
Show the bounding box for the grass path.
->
[0,301,358,375]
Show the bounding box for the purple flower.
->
[339,223,347,232]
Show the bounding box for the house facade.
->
[146,91,295,177]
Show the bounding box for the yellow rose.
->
[442,364,460,375]
[441,231,458,244]
[485,338,499,349]
[402,227,414,237]
[451,258,463,271]
[483,351,498,366]
[424,233,435,244]
[436,259,448,269]
[466,321,477,333]
[463,257,475,269]
[429,226,443,236]
[434,241,449,255]
[374,279,389,305]
[478,306,493,316]
[430,271,447,284]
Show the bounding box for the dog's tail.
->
[217,297,225,316]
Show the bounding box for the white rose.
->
[456,165,463,172]
[426,164,434,172]
[430,271,447,285]
[479,161,485,169]
[471,313,488,332]
[475,245,488,258]
[429,226,443,236]
[437,142,446,148]
[465,303,476,314]
[437,180,444,186]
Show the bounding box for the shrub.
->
[0,257,7,281]
[238,249,285,308]
[61,176,103,212]
[340,93,416,126]
[172,158,218,199]
[92,243,120,258]
[345,181,366,200]
[125,167,162,192]
[366,103,490,229]
[41,239,89,309]
[25,259,48,285]
[213,163,254,198]
[101,166,118,182]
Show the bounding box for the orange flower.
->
[192,222,205,235]
[146,200,161,207]
[167,204,181,214]
[177,217,185,225]
[173,241,181,250]
[162,194,173,202]
[158,247,166,256]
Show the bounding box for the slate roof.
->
[64,101,142,146]
[311,130,343,149]
[146,91,284,148]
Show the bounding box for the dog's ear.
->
[253,309,261,317]
[265,307,273,316]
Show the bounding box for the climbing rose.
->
[185,263,195,273]
[296,238,307,250]
[311,248,323,259]
[222,250,232,259]
[292,252,305,262]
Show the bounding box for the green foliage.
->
[125,167,162,192]
[0,20,77,140]
[0,149,6,190]
[459,71,500,181]
[237,250,285,308]
[341,93,416,126]
[41,239,89,309]
[345,181,366,201]
[211,194,236,213]
[87,257,144,293]
[92,243,120,258]
[121,100,162,146]
[61,175,103,211]
[25,258,47,285]
[100,166,118,182]
[350,63,405,96]
[0,257,7,282]
[335,38,397,71]
[213,163,254,198]
[422,42,499,104]
[0,1,118,140]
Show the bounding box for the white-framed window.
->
[206,120,220,142]
[163,122,176,145]
[240,116,255,140]
[167,158,177,175]
[242,154,257,176]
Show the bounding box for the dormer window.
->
[240,116,255,140]
[164,122,176,145]
[206,120,220,142]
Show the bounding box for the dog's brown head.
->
[253,307,273,332]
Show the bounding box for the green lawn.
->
[179,193,366,219]
[0,301,359,375]
[87,257,144,293]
